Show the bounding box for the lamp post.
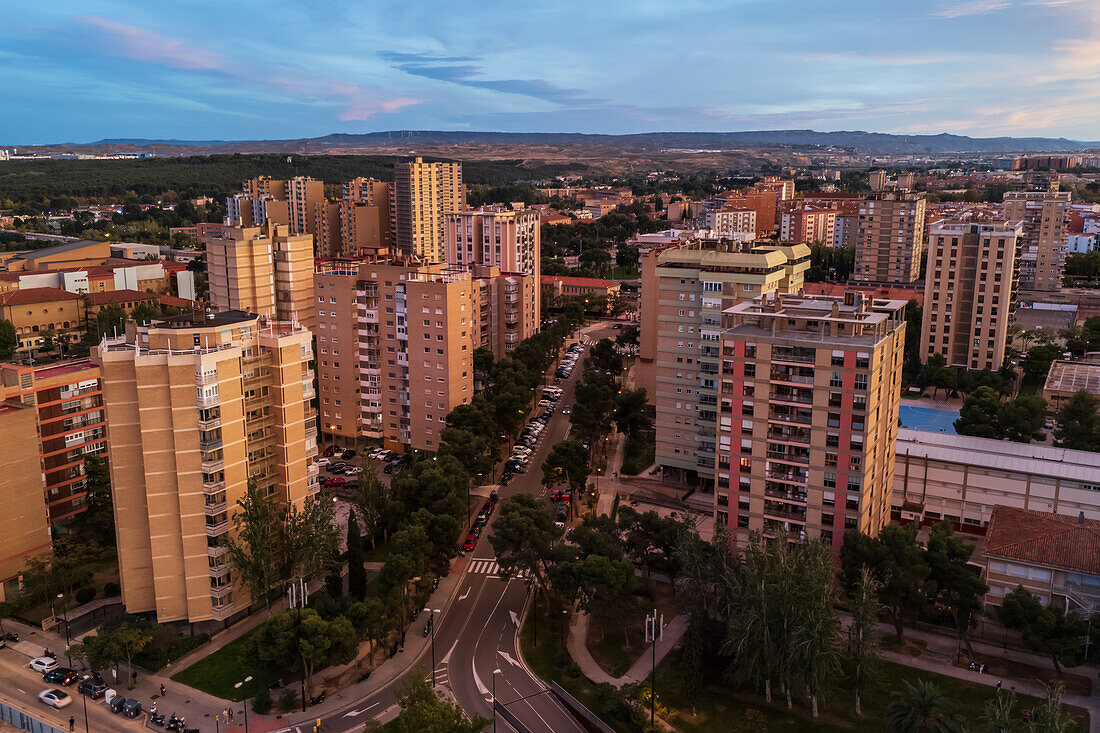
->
[560,609,568,648]
[492,668,502,733]
[81,687,89,732]
[233,675,253,733]
[56,593,71,666]
[645,609,664,729]
[428,608,441,686]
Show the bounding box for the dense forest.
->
[0,154,583,213]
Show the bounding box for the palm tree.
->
[884,680,959,733]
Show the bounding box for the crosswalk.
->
[467,558,530,579]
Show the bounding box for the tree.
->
[954,386,1003,438]
[616,324,638,347]
[840,525,929,644]
[249,608,357,699]
[489,494,560,594]
[347,597,392,662]
[225,480,282,616]
[70,454,114,547]
[722,535,782,705]
[131,302,160,325]
[846,566,883,717]
[617,506,686,583]
[884,680,958,733]
[981,690,1023,733]
[542,440,590,497]
[1022,344,1062,384]
[388,670,490,733]
[924,522,987,658]
[0,319,17,359]
[351,469,388,549]
[346,509,367,600]
[550,553,636,647]
[378,523,430,627]
[1054,391,1100,452]
[790,540,841,718]
[1031,682,1079,733]
[999,587,1087,676]
[39,329,56,355]
[280,496,340,594]
[613,388,652,440]
[95,305,127,338]
[998,394,1047,443]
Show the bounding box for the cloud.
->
[78,16,225,70]
[326,83,420,121]
[384,51,603,107]
[932,0,1011,17]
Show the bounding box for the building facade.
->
[314,261,476,451]
[1003,191,1072,292]
[715,292,906,549]
[0,287,86,353]
[920,220,1022,371]
[854,193,927,284]
[391,158,465,263]
[93,311,317,625]
[472,266,539,358]
[702,208,757,236]
[0,360,107,528]
[780,203,837,245]
[0,400,52,601]
[637,240,811,486]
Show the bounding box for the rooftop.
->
[984,506,1100,576]
[9,239,104,262]
[154,309,258,329]
[85,289,156,306]
[1044,356,1100,395]
[541,275,621,288]
[0,287,82,306]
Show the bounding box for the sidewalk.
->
[566,611,687,689]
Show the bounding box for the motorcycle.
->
[307,690,326,706]
[166,713,185,732]
[149,711,166,727]
[4,632,18,642]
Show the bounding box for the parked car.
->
[77,676,107,699]
[368,448,386,459]
[489,489,499,502]
[323,445,338,457]
[613,323,622,330]
[327,462,348,472]
[463,533,479,551]
[123,699,143,718]
[474,513,487,528]
[342,466,363,475]
[341,449,357,459]
[376,450,393,461]
[481,501,495,516]
[43,668,78,686]
[29,657,58,674]
[316,457,331,467]
[383,464,396,474]
[38,689,71,709]
[562,407,571,415]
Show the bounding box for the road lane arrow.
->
[508,610,520,626]
[498,650,521,668]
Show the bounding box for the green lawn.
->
[620,430,655,476]
[170,624,277,701]
[653,650,1060,733]
[608,265,639,281]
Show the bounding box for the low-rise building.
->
[0,287,86,352]
[1042,353,1100,413]
[982,506,1100,613]
[701,208,757,236]
[541,275,621,305]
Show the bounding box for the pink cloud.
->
[280,79,421,121]
[79,16,225,71]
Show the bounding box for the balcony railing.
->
[772,349,816,365]
[197,417,221,431]
[765,469,808,484]
[209,584,233,599]
[199,438,223,452]
[205,520,229,537]
[767,428,810,445]
[770,371,814,386]
[197,392,220,408]
[764,504,808,522]
[204,500,228,516]
[768,412,812,426]
[769,391,813,405]
[202,480,226,495]
[766,449,810,465]
[200,459,224,473]
[765,485,808,502]
[195,371,218,386]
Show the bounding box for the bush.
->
[251,688,272,715]
[104,582,120,597]
[75,586,96,605]
[279,689,297,712]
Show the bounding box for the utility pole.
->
[645,608,664,728]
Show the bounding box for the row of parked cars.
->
[554,342,584,380]
[31,657,142,716]
[463,490,499,551]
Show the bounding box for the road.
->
[300,320,615,733]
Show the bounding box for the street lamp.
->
[560,609,568,648]
[233,676,254,733]
[492,668,502,733]
[56,593,71,666]
[645,609,664,729]
[428,608,441,686]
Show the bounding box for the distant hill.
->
[72,129,1100,155]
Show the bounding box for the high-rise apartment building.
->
[391,158,465,263]
[231,177,325,239]
[1003,190,1071,292]
[445,204,541,329]
[284,177,326,238]
[854,192,926,284]
[310,202,343,259]
[716,292,906,548]
[0,400,51,600]
[921,220,1022,371]
[93,311,317,625]
[780,202,837,245]
[204,224,316,331]
[314,261,475,451]
[637,240,811,486]
[701,208,757,236]
[471,266,539,358]
[0,360,107,528]
[341,178,391,257]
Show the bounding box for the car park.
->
[38,689,71,709]
[43,668,78,686]
[322,477,347,488]
[29,657,58,674]
[463,533,479,551]
[77,676,107,699]
[383,463,396,474]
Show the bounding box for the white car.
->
[562,407,571,415]
[343,466,363,475]
[29,657,58,674]
[368,448,386,459]
[39,689,71,709]
[316,457,331,467]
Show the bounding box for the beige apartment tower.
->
[0,401,52,600]
[314,261,475,451]
[854,193,926,284]
[341,178,392,257]
[205,224,316,331]
[472,266,539,358]
[716,292,906,549]
[637,239,811,486]
[1002,190,1071,292]
[921,220,1022,372]
[391,158,465,263]
[93,312,317,625]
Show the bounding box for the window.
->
[823,472,836,489]
[830,371,843,388]
[853,373,868,391]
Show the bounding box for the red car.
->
[463,533,479,551]
[323,445,338,457]
[481,502,495,515]
[322,477,347,488]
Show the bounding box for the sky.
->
[2,0,1099,144]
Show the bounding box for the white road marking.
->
[343,701,379,717]
[458,587,470,601]
[498,650,521,668]
[508,610,520,627]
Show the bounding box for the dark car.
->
[474,513,487,528]
[383,463,395,474]
[463,533,479,551]
[122,699,142,718]
[556,505,569,521]
[490,489,499,502]
[77,677,107,699]
[43,668,78,686]
[327,462,348,472]
[481,501,495,516]
[341,449,357,459]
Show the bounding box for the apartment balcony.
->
[763,502,808,522]
[363,402,382,413]
[769,390,813,406]
[765,468,809,484]
[765,484,808,503]
[199,438,223,452]
[303,369,315,382]
[306,444,319,457]
[197,416,222,431]
[208,544,228,561]
[766,447,810,465]
[763,518,806,538]
[308,462,320,476]
[396,353,409,367]
[505,332,520,344]
[204,500,228,516]
[767,410,812,426]
[208,559,231,577]
[305,407,318,421]
[195,371,219,386]
[771,347,816,365]
[205,519,229,537]
[200,458,225,473]
[769,369,815,386]
[209,584,233,599]
[305,425,318,440]
[202,480,226,495]
[356,283,378,298]
[767,427,811,445]
[196,392,220,409]
[303,385,316,400]
[358,310,378,324]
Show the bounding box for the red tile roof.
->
[0,287,82,306]
[541,275,621,289]
[158,295,198,309]
[85,289,156,305]
[984,506,1100,576]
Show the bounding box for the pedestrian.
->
[132,670,138,685]
[997,680,1003,690]
[160,683,166,697]
[228,707,234,721]
[968,662,976,672]
[69,716,74,732]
